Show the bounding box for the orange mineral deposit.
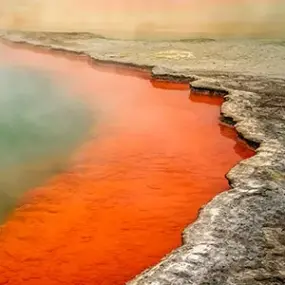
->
[0,44,254,285]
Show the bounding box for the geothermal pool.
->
[0,44,254,285]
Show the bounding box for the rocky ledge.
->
[1,31,285,285]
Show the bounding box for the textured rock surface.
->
[1,31,285,285]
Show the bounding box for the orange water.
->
[0,44,254,285]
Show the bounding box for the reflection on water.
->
[0,44,255,285]
[0,66,92,222]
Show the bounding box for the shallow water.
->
[0,44,254,285]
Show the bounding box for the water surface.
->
[0,63,92,222]
[0,44,254,285]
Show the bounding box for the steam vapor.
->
[0,1,285,38]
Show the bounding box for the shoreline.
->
[1,32,285,285]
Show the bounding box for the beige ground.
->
[1,0,285,39]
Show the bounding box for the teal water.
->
[0,66,92,222]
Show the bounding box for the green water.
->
[0,66,92,222]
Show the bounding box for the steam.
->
[0,64,91,221]
[0,0,285,38]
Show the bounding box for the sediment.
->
[1,31,285,285]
